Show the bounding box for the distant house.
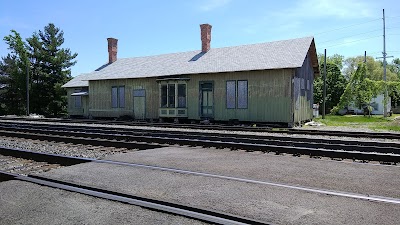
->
[340,94,391,115]
[62,24,319,127]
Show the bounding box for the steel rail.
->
[1,117,400,139]
[1,171,267,225]
[0,126,399,163]
[1,147,399,205]
[2,122,400,150]
[0,120,400,152]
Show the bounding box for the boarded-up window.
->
[119,86,125,108]
[133,89,145,97]
[178,84,186,108]
[112,86,124,108]
[74,96,81,108]
[161,85,167,107]
[226,81,236,109]
[237,80,248,109]
[111,87,118,108]
[300,78,305,90]
[168,84,175,108]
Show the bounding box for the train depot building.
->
[62,24,319,127]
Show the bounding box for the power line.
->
[386,26,400,30]
[314,18,381,36]
[318,29,381,44]
[319,35,381,48]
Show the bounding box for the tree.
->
[1,30,30,115]
[1,23,77,116]
[344,56,398,81]
[33,23,77,116]
[317,53,344,71]
[314,62,347,114]
[332,64,384,115]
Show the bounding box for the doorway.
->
[133,89,146,120]
[200,82,213,118]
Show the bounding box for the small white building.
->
[341,94,391,115]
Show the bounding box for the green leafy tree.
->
[317,53,344,70]
[34,23,77,116]
[1,23,77,116]
[314,62,347,114]
[344,56,398,81]
[332,64,383,115]
[1,31,29,115]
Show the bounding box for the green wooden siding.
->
[187,69,293,123]
[66,68,315,124]
[89,78,159,118]
[66,88,89,117]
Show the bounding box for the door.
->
[200,82,213,118]
[133,89,146,120]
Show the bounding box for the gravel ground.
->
[0,180,208,225]
[1,118,399,224]
[0,136,131,159]
[42,160,400,225]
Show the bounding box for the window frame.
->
[226,80,236,109]
[111,86,125,108]
[237,80,248,109]
[177,83,187,108]
[74,95,82,108]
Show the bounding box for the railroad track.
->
[0,121,399,164]
[0,147,268,225]
[2,147,399,205]
[1,116,400,139]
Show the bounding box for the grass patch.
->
[314,114,400,132]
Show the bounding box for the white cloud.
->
[199,0,231,11]
[241,0,377,38]
[274,0,376,20]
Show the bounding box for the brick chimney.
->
[200,24,212,52]
[107,38,118,64]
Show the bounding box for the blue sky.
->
[0,0,399,77]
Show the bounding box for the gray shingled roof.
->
[63,36,317,88]
[62,73,91,88]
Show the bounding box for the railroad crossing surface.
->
[1,146,399,225]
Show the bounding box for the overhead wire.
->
[314,18,381,36]
[318,29,381,44]
[319,35,381,48]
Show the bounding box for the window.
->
[159,82,188,109]
[237,80,248,109]
[111,87,118,108]
[133,89,145,97]
[111,86,125,108]
[74,96,82,108]
[161,85,167,107]
[178,84,186,108]
[168,84,175,108]
[226,81,236,109]
[226,80,248,109]
[119,86,125,108]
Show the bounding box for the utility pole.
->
[364,51,366,63]
[322,49,327,119]
[376,9,393,117]
[26,62,29,116]
[364,51,367,77]
[383,9,387,117]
